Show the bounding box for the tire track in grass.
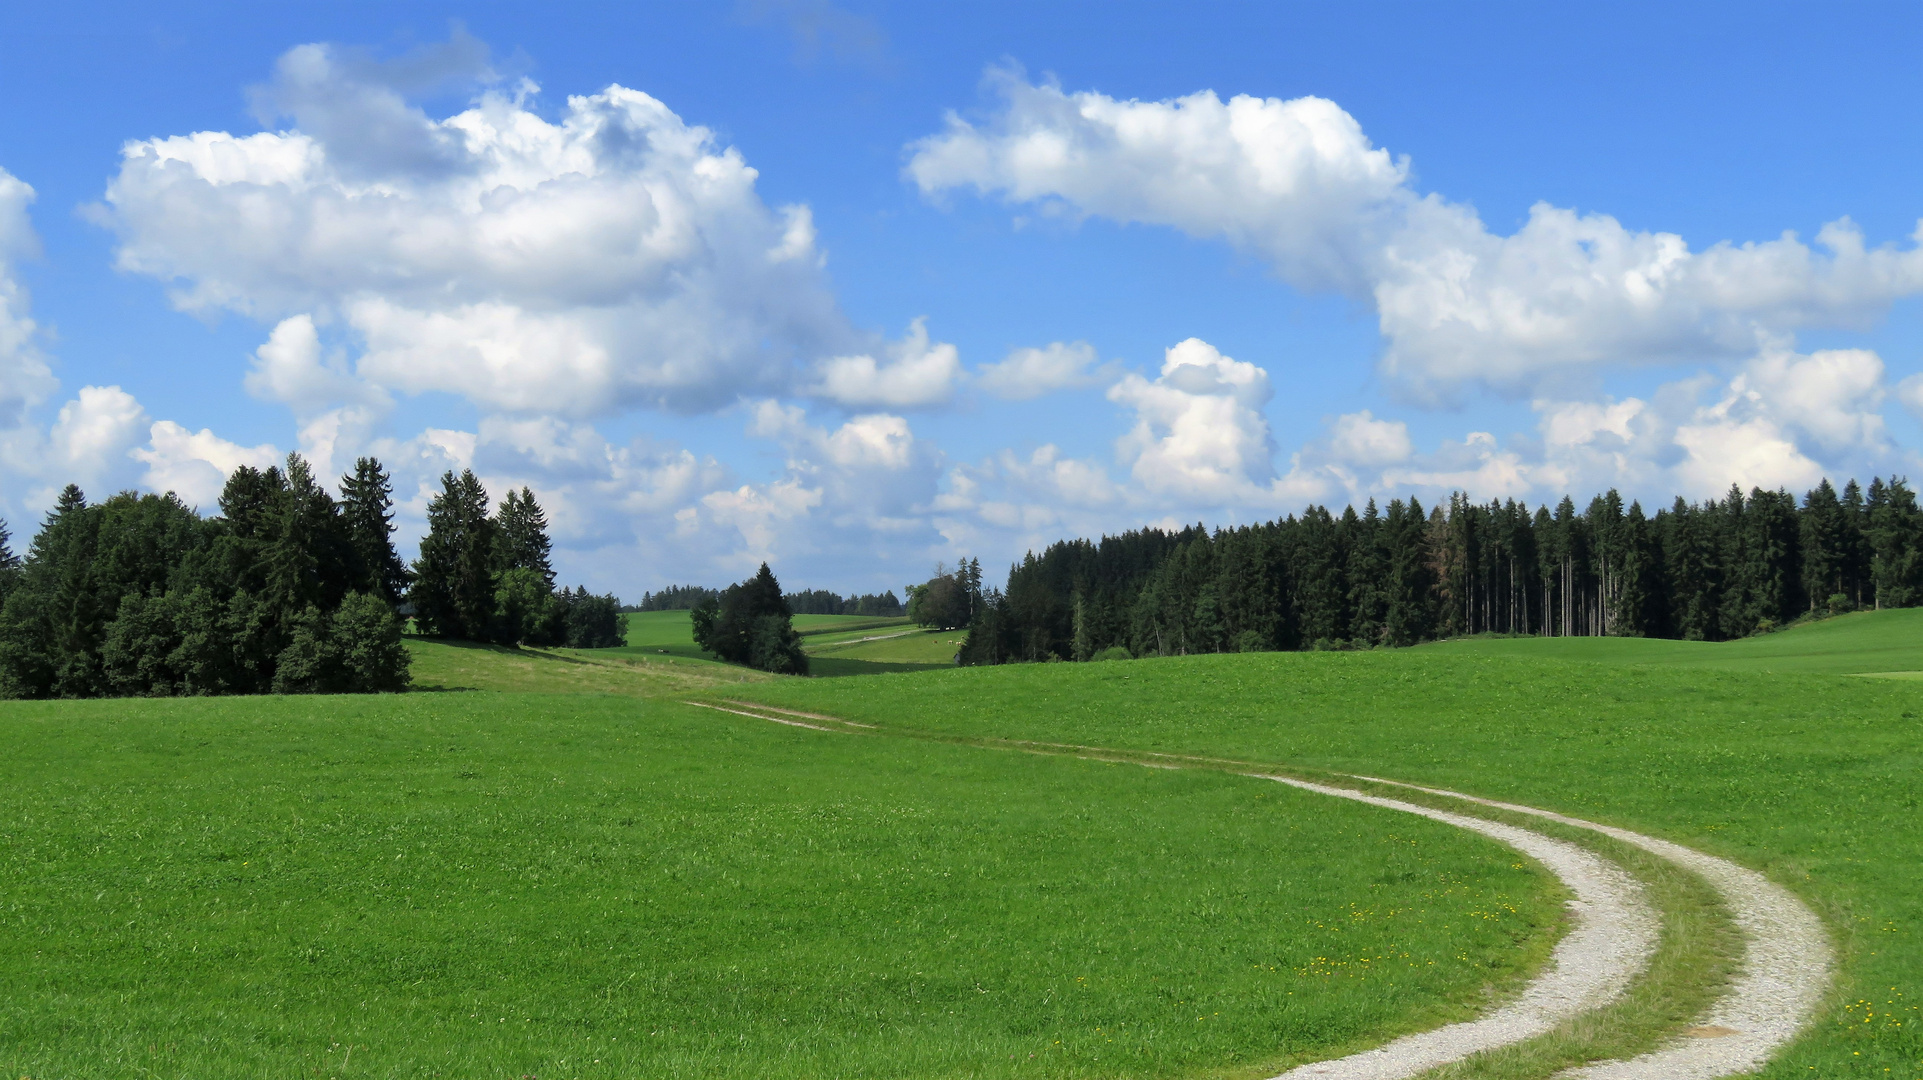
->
[1352,777,1832,1080]
[1253,777,1659,1080]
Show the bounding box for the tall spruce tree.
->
[495,487,556,587]
[340,457,409,606]
[410,470,498,639]
[1868,477,1923,608]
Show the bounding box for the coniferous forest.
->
[0,461,624,699]
[407,469,624,651]
[959,477,1923,664]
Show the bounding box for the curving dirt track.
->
[1260,777,1659,1080]
[1353,777,1832,1080]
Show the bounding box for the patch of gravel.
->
[1259,777,1661,1080]
[1355,777,1833,1080]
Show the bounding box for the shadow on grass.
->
[408,637,625,668]
[807,656,953,678]
[414,633,946,681]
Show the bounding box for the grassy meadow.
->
[734,608,1923,1078]
[1,657,1563,1078]
[10,603,1920,1078]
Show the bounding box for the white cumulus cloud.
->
[909,71,1923,399]
[1109,337,1276,501]
[133,420,280,509]
[101,37,864,416]
[0,169,55,426]
[810,317,962,408]
[976,340,1106,399]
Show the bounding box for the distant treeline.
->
[959,478,1923,664]
[784,589,904,616]
[630,585,720,612]
[0,460,625,700]
[632,584,902,617]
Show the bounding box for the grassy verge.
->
[0,691,1567,1079]
[729,645,1923,1077]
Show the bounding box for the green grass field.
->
[0,693,1560,1079]
[10,607,1922,1078]
[1422,606,1923,675]
[734,610,1923,1078]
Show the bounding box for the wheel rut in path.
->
[695,701,1834,1079]
[1352,777,1833,1080]
[1256,777,1659,1080]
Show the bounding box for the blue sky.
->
[4,1,1923,596]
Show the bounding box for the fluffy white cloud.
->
[133,419,280,509]
[976,340,1106,399]
[1726,347,1885,453]
[1323,409,1412,468]
[246,314,383,415]
[810,317,961,408]
[909,72,1923,398]
[1380,432,1534,501]
[49,387,151,488]
[1108,337,1276,501]
[1899,373,1923,421]
[908,70,1405,294]
[695,480,825,563]
[0,169,55,425]
[101,38,862,416]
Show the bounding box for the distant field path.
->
[703,701,1835,1080]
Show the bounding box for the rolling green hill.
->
[733,633,1923,1078]
[0,689,1557,1079]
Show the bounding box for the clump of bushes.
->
[692,563,808,675]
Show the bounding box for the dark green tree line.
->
[959,476,1923,664]
[0,455,412,698]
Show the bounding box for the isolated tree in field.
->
[341,457,410,606]
[692,563,807,674]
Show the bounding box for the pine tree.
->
[1869,477,1923,608]
[1839,479,1873,607]
[264,454,341,622]
[1801,479,1850,613]
[410,470,499,639]
[1613,501,1660,636]
[340,457,410,606]
[692,563,806,673]
[1347,501,1386,646]
[495,487,556,588]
